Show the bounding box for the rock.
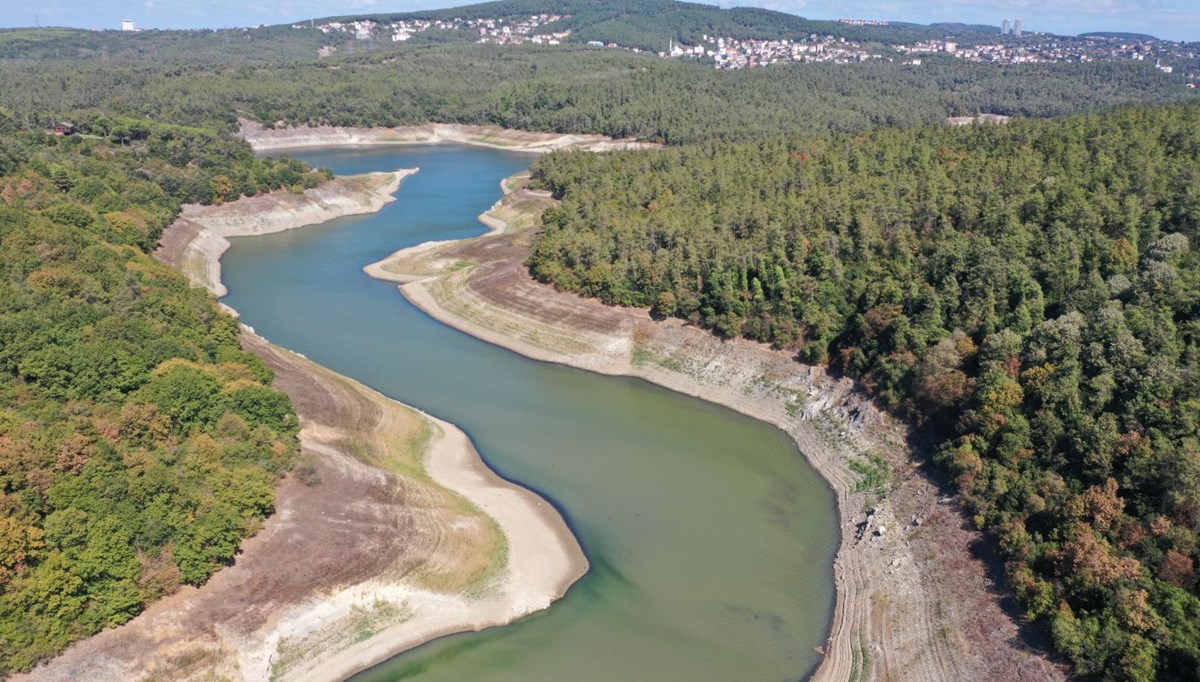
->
[875,525,887,537]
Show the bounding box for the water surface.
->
[222,145,838,681]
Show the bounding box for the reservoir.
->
[221,145,838,681]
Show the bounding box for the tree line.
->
[527,103,1200,680]
[0,43,1191,147]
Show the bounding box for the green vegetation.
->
[0,42,1189,147]
[849,452,891,493]
[0,26,332,63]
[0,122,323,672]
[527,103,1200,679]
[1078,32,1161,41]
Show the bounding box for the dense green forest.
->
[526,103,1200,679]
[0,121,323,672]
[0,43,1191,146]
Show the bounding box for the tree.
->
[140,364,228,432]
[49,166,73,192]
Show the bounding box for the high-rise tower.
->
[1002,19,1011,35]
[1014,19,1023,37]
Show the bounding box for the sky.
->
[0,0,1197,42]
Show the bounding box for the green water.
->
[222,145,837,682]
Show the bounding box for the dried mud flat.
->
[367,174,1069,682]
[17,177,586,682]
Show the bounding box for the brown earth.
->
[367,173,1069,682]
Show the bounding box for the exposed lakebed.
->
[222,145,837,681]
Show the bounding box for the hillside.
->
[321,0,999,51]
[0,41,1189,147]
[1079,32,1161,42]
[527,103,1200,679]
[0,0,1008,63]
[0,120,328,673]
[0,26,328,62]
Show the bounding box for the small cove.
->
[221,144,839,681]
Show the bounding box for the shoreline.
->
[22,169,587,681]
[155,168,416,297]
[240,119,659,154]
[366,169,1067,681]
[268,345,585,682]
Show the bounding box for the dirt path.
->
[366,173,1068,682]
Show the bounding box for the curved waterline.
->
[222,144,837,681]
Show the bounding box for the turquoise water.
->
[222,145,838,681]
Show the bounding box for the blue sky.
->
[2,0,1197,41]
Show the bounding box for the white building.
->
[121,19,136,31]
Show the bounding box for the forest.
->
[0,43,1191,147]
[0,25,336,63]
[0,121,325,672]
[526,103,1200,679]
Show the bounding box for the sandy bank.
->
[257,340,585,682]
[155,168,415,297]
[366,174,1067,682]
[21,173,587,682]
[240,118,659,153]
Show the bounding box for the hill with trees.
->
[0,0,1062,65]
[0,41,1190,147]
[526,103,1200,679]
[322,0,999,51]
[0,25,330,63]
[0,120,324,673]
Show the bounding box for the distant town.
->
[294,14,570,46]
[274,13,1197,85]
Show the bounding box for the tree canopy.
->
[528,103,1200,679]
[0,42,1191,146]
[0,124,320,673]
